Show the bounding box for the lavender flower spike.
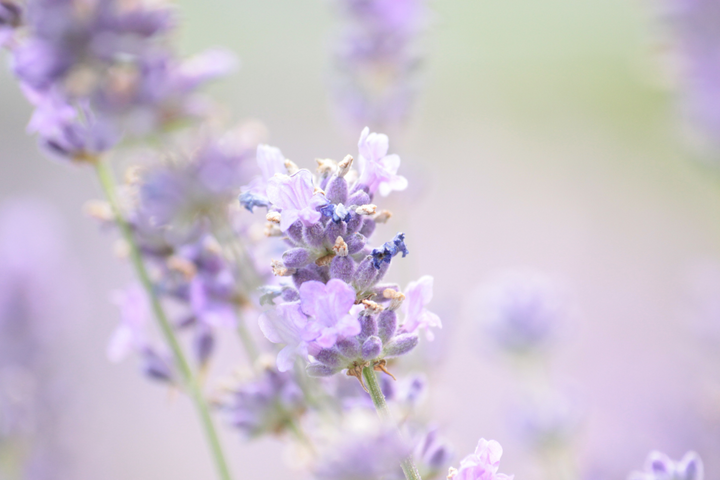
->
[448,438,514,480]
[357,127,408,196]
[402,275,441,340]
[628,450,703,480]
[266,170,329,231]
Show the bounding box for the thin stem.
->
[362,366,423,480]
[94,160,233,480]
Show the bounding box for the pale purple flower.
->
[189,275,236,328]
[0,1,21,47]
[449,439,514,480]
[266,170,328,231]
[240,144,287,211]
[401,275,441,340]
[259,302,321,372]
[299,279,362,348]
[357,127,408,196]
[107,284,150,363]
[628,450,703,480]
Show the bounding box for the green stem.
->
[362,366,423,480]
[94,160,233,480]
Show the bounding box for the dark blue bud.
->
[282,248,311,269]
[362,336,383,360]
[326,176,349,204]
[238,192,269,212]
[360,218,376,237]
[383,333,419,357]
[303,223,326,248]
[371,232,408,269]
[330,255,355,283]
[336,337,361,359]
[307,362,341,377]
[316,348,344,368]
[377,310,397,344]
[347,190,370,207]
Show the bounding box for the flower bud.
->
[359,314,378,341]
[348,190,370,207]
[316,348,344,367]
[330,255,355,283]
[353,256,377,291]
[303,223,326,248]
[292,264,325,288]
[346,211,363,234]
[345,233,366,255]
[282,248,311,269]
[307,362,341,377]
[362,336,382,360]
[383,334,419,357]
[336,337,361,359]
[360,218,376,237]
[377,310,397,343]
[286,220,305,245]
[326,176,349,204]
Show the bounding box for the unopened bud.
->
[337,155,353,177]
[333,236,349,257]
[266,211,281,224]
[356,204,377,216]
[373,209,392,224]
[271,259,296,277]
[284,158,299,175]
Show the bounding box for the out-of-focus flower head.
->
[448,438,514,480]
[330,0,428,129]
[628,450,703,480]
[4,0,236,162]
[222,362,305,439]
[473,270,567,354]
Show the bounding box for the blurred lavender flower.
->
[247,129,439,383]
[667,0,720,154]
[314,428,410,480]
[508,392,580,448]
[223,364,305,439]
[0,199,82,479]
[628,451,703,480]
[474,271,566,354]
[413,427,453,478]
[0,0,21,47]
[3,0,235,162]
[330,0,428,129]
[447,439,514,480]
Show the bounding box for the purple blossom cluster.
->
[2,0,234,162]
[629,451,703,480]
[244,128,440,385]
[330,0,427,128]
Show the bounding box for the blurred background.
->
[2,0,720,479]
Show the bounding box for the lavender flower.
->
[240,144,288,212]
[628,451,703,480]
[402,275,441,340]
[4,0,235,162]
[314,428,410,480]
[223,364,305,439]
[448,439,514,480]
[247,129,439,381]
[330,0,427,129]
[413,427,453,477]
[357,127,408,196]
[474,271,566,353]
[0,1,21,46]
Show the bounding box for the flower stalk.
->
[94,160,233,480]
[362,366,422,480]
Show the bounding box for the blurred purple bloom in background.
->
[448,439,513,480]
[628,450,703,480]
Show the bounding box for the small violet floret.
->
[448,438,514,480]
[629,450,703,480]
[402,275,441,340]
[357,127,408,196]
[371,232,408,269]
[299,279,362,348]
[266,169,328,231]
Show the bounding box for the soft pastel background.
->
[1,0,719,479]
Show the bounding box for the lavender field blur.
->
[1,1,719,480]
